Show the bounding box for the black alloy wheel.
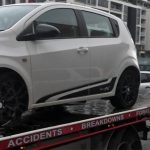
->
[0,73,28,126]
[110,69,140,109]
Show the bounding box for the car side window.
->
[35,8,80,38]
[111,18,120,37]
[141,73,150,83]
[82,11,115,38]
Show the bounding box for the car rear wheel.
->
[110,69,140,109]
[0,73,28,126]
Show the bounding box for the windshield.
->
[0,5,39,31]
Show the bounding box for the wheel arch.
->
[110,65,140,108]
[121,66,140,84]
[0,67,30,107]
[113,64,140,94]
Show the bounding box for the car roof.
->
[6,2,120,21]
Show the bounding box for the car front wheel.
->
[0,73,28,126]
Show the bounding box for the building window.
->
[87,0,96,6]
[75,0,96,5]
[91,0,96,5]
[75,0,86,4]
[136,27,140,43]
[29,0,46,2]
[110,12,121,19]
[98,0,108,8]
[141,36,145,44]
[124,6,128,14]
[136,9,141,25]
[111,2,122,12]
[35,0,46,2]
[28,0,36,2]
[55,0,66,2]
[6,0,15,4]
[20,0,26,2]
[123,6,128,23]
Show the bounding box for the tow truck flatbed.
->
[0,97,150,150]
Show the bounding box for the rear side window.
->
[36,9,80,38]
[82,11,115,38]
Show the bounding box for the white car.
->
[0,3,140,124]
[139,71,150,99]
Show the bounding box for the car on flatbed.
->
[0,2,140,124]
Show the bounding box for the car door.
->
[81,11,123,98]
[26,8,90,106]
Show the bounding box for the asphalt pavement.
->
[142,132,150,150]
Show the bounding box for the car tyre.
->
[107,127,142,150]
[110,69,139,109]
[0,73,28,125]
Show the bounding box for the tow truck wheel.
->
[107,127,142,150]
[0,73,28,126]
[110,69,139,109]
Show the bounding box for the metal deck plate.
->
[16,97,150,131]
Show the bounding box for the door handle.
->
[146,86,150,89]
[77,47,88,55]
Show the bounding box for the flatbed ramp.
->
[0,97,149,150]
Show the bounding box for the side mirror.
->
[17,23,61,41]
[35,24,61,39]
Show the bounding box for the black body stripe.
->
[90,77,116,95]
[60,78,116,100]
[59,89,88,100]
[37,79,107,103]
[36,78,116,104]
